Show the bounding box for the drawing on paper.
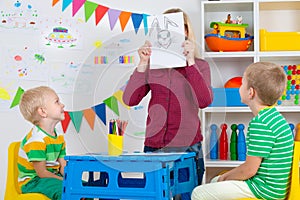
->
[146,12,186,68]
[149,16,178,49]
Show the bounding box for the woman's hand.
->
[182,39,195,66]
[137,41,152,72]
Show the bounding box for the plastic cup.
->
[108,134,123,156]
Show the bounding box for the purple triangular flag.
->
[107,9,121,30]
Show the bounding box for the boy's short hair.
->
[19,86,56,125]
[245,62,286,106]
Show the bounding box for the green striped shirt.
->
[245,107,294,200]
[18,126,66,187]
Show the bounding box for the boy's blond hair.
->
[245,62,286,106]
[19,86,55,125]
[163,8,201,58]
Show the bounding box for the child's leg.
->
[191,180,256,200]
[21,177,63,200]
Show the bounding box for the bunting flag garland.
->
[103,96,119,116]
[10,87,24,108]
[9,85,129,133]
[83,108,96,130]
[143,14,150,35]
[72,0,86,17]
[52,0,150,34]
[93,103,106,125]
[119,11,132,32]
[69,111,83,132]
[61,111,71,133]
[84,1,98,22]
[131,13,143,34]
[107,9,121,30]
[113,90,130,110]
[95,4,109,26]
[52,0,60,7]
[62,0,72,12]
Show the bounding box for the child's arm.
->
[32,161,63,180]
[218,156,262,181]
[58,157,66,176]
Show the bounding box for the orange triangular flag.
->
[52,0,60,6]
[95,5,109,26]
[119,11,131,32]
[83,108,96,130]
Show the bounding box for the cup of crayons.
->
[108,119,128,156]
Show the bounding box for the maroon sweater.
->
[123,58,213,148]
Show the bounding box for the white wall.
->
[1,0,202,197]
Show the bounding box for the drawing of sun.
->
[0,82,15,100]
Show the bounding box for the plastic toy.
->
[230,124,238,160]
[260,29,300,51]
[205,15,254,52]
[224,76,242,88]
[237,124,246,161]
[210,124,218,160]
[296,123,300,141]
[289,123,295,138]
[277,64,300,106]
[219,123,228,160]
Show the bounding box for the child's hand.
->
[217,174,226,182]
[182,39,195,66]
[137,41,152,72]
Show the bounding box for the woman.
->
[123,8,213,187]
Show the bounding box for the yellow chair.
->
[4,141,50,200]
[238,140,300,200]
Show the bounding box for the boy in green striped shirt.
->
[18,86,66,200]
[192,62,294,200]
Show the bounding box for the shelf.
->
[203,107,251,113]
[203,106,300,113]
[205,160,244,168]
[258,52,300,62]
[204,52,255,58]
[200,0,300,184]
[259,1,300,10]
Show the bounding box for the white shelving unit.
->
[200,0,300,184]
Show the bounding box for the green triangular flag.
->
[84,1,99,22]
[69,111,83,133]
[10,87,25,108]
[103,96,119,116]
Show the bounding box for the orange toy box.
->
[260,29,300,51]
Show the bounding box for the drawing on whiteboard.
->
[0,1,38,30]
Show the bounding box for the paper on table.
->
[147,12,186,69]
